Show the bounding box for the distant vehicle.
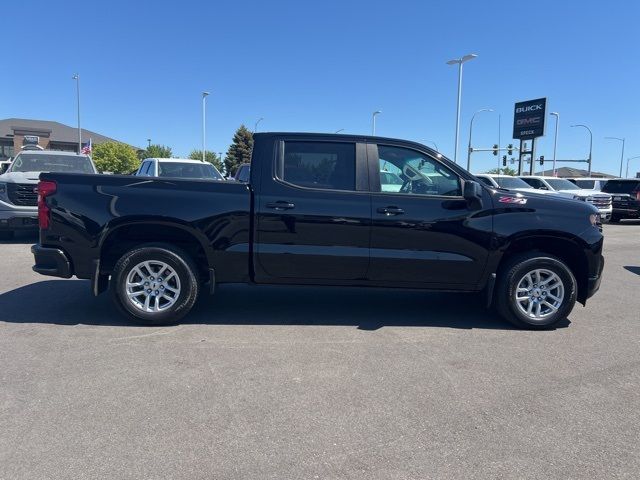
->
[32,133,604,330]
[519,176,612,222]
[0,150,96,240]
[601,179,640,222]
[567,178,609,191]
[135,158,224,180]
[475,174,561,196]
[233,163,251,182]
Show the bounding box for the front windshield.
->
[158,162,223,180]
[545,178,580,190]
[10,153,94,173]
[493,176,532,189]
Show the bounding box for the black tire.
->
[110,244,200,325]
[495,252,577,329]
[0,230,15,241]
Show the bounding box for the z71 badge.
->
[498,196,528,205]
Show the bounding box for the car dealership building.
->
[0,118,125,160]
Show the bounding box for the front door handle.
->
[377,206,405,216]
[266,201,296,210]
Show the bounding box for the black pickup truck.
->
[32,133,604,329]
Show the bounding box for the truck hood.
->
[0,171,41,183]
[557,189,611,199]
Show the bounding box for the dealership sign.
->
[513,98,546,139]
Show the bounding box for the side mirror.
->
[539,186,548,190]
[463,180,483,209]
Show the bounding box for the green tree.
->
[188,150,224,172]
[138,144,173,160]
[486,167,517,176]
[224,125,253,175]
[93,142,140,174]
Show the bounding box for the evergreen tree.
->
[224,125,253,175]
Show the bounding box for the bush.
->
[93,142,140,174]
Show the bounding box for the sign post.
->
[513,98,546,175]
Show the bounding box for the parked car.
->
[475,174,561,196]
[601,178,640,222]
[32,133,604,329]
[231,163,251,182]
[0,150,96,240]
[519,175,612,222]
[135,158,224,180]
[567,178,609,191]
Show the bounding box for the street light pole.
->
[372,111,381,135]
[466,108,493,171]
[626,155,640,178]
[202,92,210,162]
[147,139,151,148]
[605,136,625,177]
[72,74,81,153]
[446,53,478,163]
[571,124,593,175]
[254,117,263,133]
[550,112,559,176]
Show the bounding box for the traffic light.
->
[507,144,513,156]
[539,155,545,166]
[492,144,499,156]
[502,155,507,167]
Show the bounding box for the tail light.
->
[635,190,640,201]
[37,180,57,229]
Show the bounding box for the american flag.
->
[81,138,92,154]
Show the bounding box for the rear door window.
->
[279,141,356,191]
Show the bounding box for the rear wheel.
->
[110,244,200,325]
[495,253,577,329]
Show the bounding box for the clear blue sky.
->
[3,0,639,175]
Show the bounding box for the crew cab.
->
[601,179,640,222]
[31,133,604,329]
[0,149,96,240]
[519,175,613,222]
[135,157,224,180]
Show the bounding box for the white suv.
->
[520,176,612,221]
[136,158,224,180]
[475,174,561,196]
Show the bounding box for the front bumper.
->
[0,207,38,230]
[586,255,605,300]
[31,244,72,278]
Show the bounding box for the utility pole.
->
[202,91,210,162]
[72,74,81,153]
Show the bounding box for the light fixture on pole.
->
[571,124,593,176]
[335,129,344,134]
[254,117,264,133]
[550,112,559,176]
[625,155,640,178]
[147,138,151,148]
[446,53,478,163]
[372,111,381,136]
[426,141,442,158]
[604,136,625,177]
[466,108,493,171]
[72,73,81,153]
[202,92,210,162]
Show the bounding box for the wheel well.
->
[499,236,589,304]
[100,224,208,281]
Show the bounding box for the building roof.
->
[0,118,124,145]
[537,166,616,179]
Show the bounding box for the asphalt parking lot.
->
[0,224,639,480]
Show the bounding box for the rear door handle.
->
[266,201,296,210]
[377,206,405,216]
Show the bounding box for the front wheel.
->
[110,244,200,325]
[495,253,577,329]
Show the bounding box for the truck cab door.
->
[254,138,371,282]
[367,143,493,288]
